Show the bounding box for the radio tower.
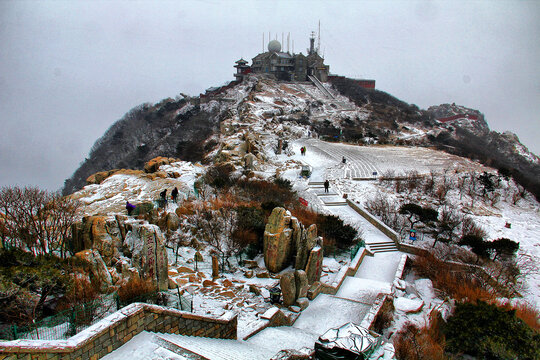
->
[318,20,321,55]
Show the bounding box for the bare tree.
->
[511,183,527,205]
[405,170,421,192]
[0,186,80,257]
[465,173,479,209]
[423,170,436,195]
[434,207,462,247]
[194,199,238,269]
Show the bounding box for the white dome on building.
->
[268,40,282,52]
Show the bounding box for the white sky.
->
[0,0,539,191]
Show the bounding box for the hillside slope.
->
[63,75,540,198]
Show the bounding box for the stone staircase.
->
[308,181,347,206]
[154,333,276,360]
[366,241,399,253]
[308,75,335,99]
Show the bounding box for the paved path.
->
[298,138,381,179]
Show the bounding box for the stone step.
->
[371,248,399,253]
[323,202,348,206]
[368,241,398,247]
[368,243,398,248]
[155,333,275,360]
[154,335,208,360]
[367,243,399,253]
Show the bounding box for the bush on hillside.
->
[236,178,296,207]
[317,214,358,250]
[444,301,540,359]
[132,201,154,216]
[394,322,446,360]
[0,249,73,324]
[205,163,236,189]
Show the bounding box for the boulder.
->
[256,271,270,278]
[296,297,309,311]
[305,246,323,284]
[280,271,297,307]
[264,207,294,273]
[124,223,169,291]
[203,280,217,287]
[249,284,261,295]
[177,266,195,274]
[71,216,122,263]
[294,270,309,299]
[168,277,178,289]
[166,212,180,231]
[212,256,220,278]
[220,291,236,298]
[243,259,258,269]
[288,306,301,313]
[144,156,176,173]
[244,153,257,170]
[86,169,118,185]
[395,297,424,314]
[75,249,113,293]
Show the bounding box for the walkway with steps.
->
[299,139,381,179]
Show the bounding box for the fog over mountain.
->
[1,0,539,190]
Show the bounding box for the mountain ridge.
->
[62,75,540,199]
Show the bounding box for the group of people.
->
[300,146,307,156]
[125,186,180,215]
[159,187,179,208]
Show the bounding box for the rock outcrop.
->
[75,249,113,293]
[263,207,323,278]
[305,246,323,284]
[71,216,169,292]
[280,271,296,307]
[263,207,294,273]
[144,156,178,173]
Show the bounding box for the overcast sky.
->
[1,0,539,191]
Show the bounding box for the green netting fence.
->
[0,290,192,341]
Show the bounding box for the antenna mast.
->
[287,32,290,53]
[262,33,265,52]
[318,20,321,54]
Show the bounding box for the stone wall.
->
[346,200,400,244]
[0,303,237,360]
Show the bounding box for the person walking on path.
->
[171,187,179,203]
[126,201,136,216]
[324,180,330,193]
[159,189,167,209]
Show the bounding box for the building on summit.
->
[234,32,329,83]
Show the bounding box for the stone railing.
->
[317,247,369,296]
[0,303,237,360]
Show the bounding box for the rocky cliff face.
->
[62,97,223,195]
[72,215,169,292]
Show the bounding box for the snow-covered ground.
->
[81,76,539,358]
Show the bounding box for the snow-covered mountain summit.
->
[63,74,540,200]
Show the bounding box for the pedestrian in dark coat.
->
[159,189,167,209]
[171,187,179,203]
[324,180,330,193]
[126,201,136,216]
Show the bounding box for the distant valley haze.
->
[0,0,538,191]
